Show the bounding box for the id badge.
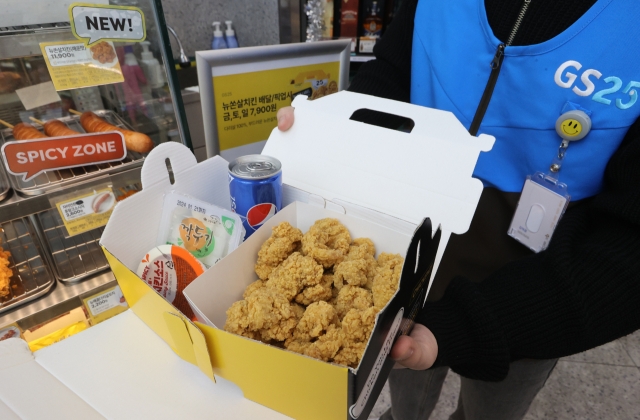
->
[508,172,570,253]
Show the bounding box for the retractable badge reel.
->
[508,110,591,252]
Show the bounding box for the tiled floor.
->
[369,329,640,420]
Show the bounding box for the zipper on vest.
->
[469,44,505,136]
[468,0,532,136]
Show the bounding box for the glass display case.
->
[0,0,189,342]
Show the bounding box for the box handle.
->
[292,92,494,150]
[140,142,198,190]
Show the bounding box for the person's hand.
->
[391,323,438,370]
[277,106,295,131]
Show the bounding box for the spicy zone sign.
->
[1,132,126,181]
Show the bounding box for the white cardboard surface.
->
[0,338,104,419]
[14,310,289,420]
[101,142,233,272]
[263,91,494,235]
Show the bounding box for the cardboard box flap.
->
[100,142,231,272]
[262,91,495,235]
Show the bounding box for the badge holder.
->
[508,110,591,253]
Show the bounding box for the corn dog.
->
[43,119,81,137]
[80,112,154,153]
[13,123,48,140]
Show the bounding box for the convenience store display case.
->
[0,0,190,336]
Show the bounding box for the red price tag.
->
[1,132,126,181]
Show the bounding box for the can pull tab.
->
[247,162,273,171]
[548,110,591,177]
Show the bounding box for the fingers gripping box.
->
[101,91,494,420]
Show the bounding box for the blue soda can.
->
[228,155,283,238]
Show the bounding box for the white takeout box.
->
[100,91,494,420]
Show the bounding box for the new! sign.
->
[1,132,126,181]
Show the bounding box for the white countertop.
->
[1,310,291,420]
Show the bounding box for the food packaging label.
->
[39,40,125,91]
[53,187,116,237]
[82,285,129,325]
[157,192,244,267]
[137,245,205,320]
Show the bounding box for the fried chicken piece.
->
[301,218,351,268]
[333,238,378,291]
[266,252,323,301]
[255,222,303,280]
[224,300,261,340]
[295,273,334,305]
[243,279,266,299]
[292,301,339,341]
[341,307,378,342]
[332,285,373,319]
[0,247,12,299]
[333,307,378,367]
[350,238,376,257]
[333,341,367,368]
[285,338,312,354]
[285,303,343,360]
[304,325,343,361]
[372,253,405,309]
[245,288,300,341]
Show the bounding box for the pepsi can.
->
[229,155,283,238]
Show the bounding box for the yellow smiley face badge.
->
[555,110,591,142]
[560,119,582,137]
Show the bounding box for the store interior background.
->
[0,1,637,418]
[162,0,280,56]
[162,2,640,419]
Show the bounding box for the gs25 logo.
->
[554,60,639,110]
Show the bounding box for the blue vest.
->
[411,0,640,200]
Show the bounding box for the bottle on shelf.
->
[224,21,239,48]
[363,0,383,37]
[211,22,228,50]
[139,41,165,90]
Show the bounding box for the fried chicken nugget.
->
[341,307,378,342]
[266,252,323,301]
[332,285,373,319]
[0,247,12,299]
[246,288,301,341]
[372,253,405,309]
[333,307,378,367]
[295,273,334,305]
[301,218,351,268]
[243,279,266,298]
[293,301,339,341]
[333,238,377,290]
[224,300,261,340]
[285,302,342,360]
[304,325,343,361]
[255,222,303,280]
[333,341,367,367]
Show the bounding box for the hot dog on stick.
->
[75,110,154,154]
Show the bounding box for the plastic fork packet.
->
[157,192,244,267]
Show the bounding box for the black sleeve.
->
[347,0,418,102]
[417,119,640,381]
